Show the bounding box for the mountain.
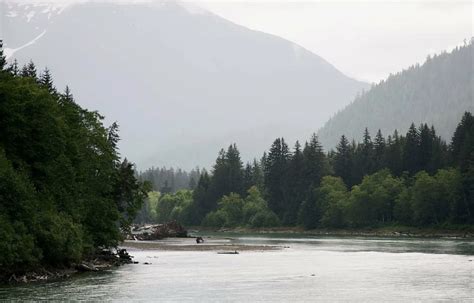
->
[318,42,473,149]
[2,0,368,169]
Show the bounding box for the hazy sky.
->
[9,0,473,82]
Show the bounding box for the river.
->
[1,233,473,302]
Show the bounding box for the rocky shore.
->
[1,248,135,285]
[1,221,190,285]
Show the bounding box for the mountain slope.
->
[2,1,368,168]
[318,42,473,148]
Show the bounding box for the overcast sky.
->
[9,0,473,82]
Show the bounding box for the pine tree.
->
[62,86,74,103]
[451,112,474,168]
[8,59,19,76]
[403,123,420,174]
[251,158,265,192]
[418,124,433,172]
[192,171,212,222]
[226,143,244,195]
[386,130,404,176]
[303,134,327,187]
[264,138,290,217]
[286,141,305,224]
[21,60,37,79]
[243,162,254,192]
[333,135,353,187]
[374,129,386,171]
[352,128,373,184]
[0,40,6,71]
[428,126,448,173]
[188,176,197,190]
[39,67,56,94]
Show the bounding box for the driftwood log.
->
[129,220,188,240]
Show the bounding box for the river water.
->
[1,234,473,302]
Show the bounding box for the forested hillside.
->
[0,44,147,274]
[318,40,473,149]
[149,114,474,229]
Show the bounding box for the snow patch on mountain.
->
[26,10,36,22]
[4,30,47,59]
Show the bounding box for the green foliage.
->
[407,169,462,225]
[156,190,194,224]
[347,170,403,226]
[203,187,280,228]
[317,176,349,228]
[0,55,148,271]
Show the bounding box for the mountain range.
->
[2,0,369,169]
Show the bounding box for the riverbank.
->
[0,249,134,285]
[191,225,474,239]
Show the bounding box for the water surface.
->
[1,234,473,302]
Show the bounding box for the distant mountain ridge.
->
[317,42,473,148]
[2,0,368,169]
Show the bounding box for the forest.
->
[143,113,474,229]
[0,44,148,273]
[318,40,473,149]
[138,166,201,193]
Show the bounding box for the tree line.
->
[0,43,148,273]
[150,112,473,229]
[138,166,201,193]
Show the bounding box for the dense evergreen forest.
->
[138,167,201,193]
[0,43,148,273]
[318,40,473,149]
[149,113,474,229]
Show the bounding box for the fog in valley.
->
[2,0,470,169]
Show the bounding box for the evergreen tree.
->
[207,144,244,213]
[251,158,265,192]
[403,123,420,174]
[63,86,74,102]
[243,162,254,191]
[373,129,386,171]
[451,112,474,222]
[418,124,433,172]
[385,130,404,175]
[303,134,328,187]
[8,59,19,76]
[286,141,305,224]
[188,176,197,190]
[264,138,290,217]
[333,135,353,187]
[39,67,56,94]
[353,128,374,184]
[226,143,244,195]
[0,63,148,271]
[451,112,474,168]
[20,60,37,79]
[192,170,212,222]
[0,40,6,71]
